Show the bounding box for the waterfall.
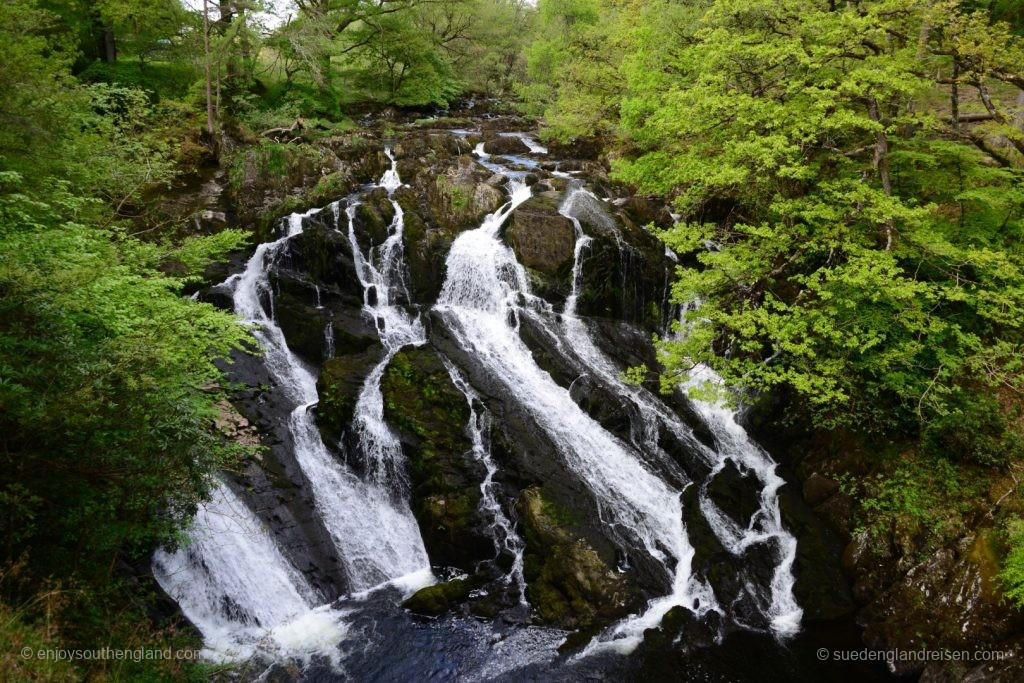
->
[158,152,434,659]
[497,131,549,154]
[152,481,347,663]
[675,302,803,635]
[345,148,429,493]
[434,165,717,655]
[442,357,527,605]
[561,184,798,638]
[324,321,335,359]
[228,199,430,592]
[559,188,803,640]
[157,131,804,673]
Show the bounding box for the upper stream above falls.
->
[153,122,889,681]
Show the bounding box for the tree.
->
[528,0,1024,451]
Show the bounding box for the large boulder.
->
[483,135,531,156]
[380,347,493,569]
[426,157,504,233]
[506,196,576,276]
[403,577,477,617]
[353,187,395,246]
[519,487,641,631]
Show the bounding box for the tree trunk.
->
[951,59,960,131]
[103,25,117,63]
[203,0,215,135]
[868,98,895,250]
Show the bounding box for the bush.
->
[922,396,1024,468]
[1000,519,1024,608]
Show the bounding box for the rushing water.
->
[345,148,428,492]
[442,357,528,607]
[434,172,719,655]
[152,481,347,663]
[154,158,433,664]
[152,129,889,681]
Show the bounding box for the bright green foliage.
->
[264,0,533,110]
[0,0,251,668]
[532,0,1024,444]
[345,9,463,105]
[519,0,619,139]
[0,171,250,590]
[1002,519,1024,607]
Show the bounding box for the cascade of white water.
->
[559,191,802,639]
[675,302,803,635]
[345,148,429,493]
[497,131,549,155]
[152,481,347,663]
[227,202,430,593]
[441,357,527,604]
[561,189,593,318]
[434,170,717,655]
[324,321,335,360]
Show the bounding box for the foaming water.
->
[152,481,347,664]
[155,150,435,665]
[435,168,716,655]
[675,303,802,635]
[442,357,528,604]
[558,189,802,641]
[346,148,429,493]
[228,195,429,592]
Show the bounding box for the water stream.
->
[151,131,832,679]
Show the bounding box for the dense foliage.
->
[527,0,1024,458]
[524,0,1024,603]
[7,0,1024,670]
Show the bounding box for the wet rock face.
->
[380,347,493,570]
[217,348,350,600]
[506,196,576,277]
[575,213,670,330]
[856,531,1024,677]
[519,487,642,631]
[316,345,385,446]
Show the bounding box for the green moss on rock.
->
[381,347,490,567]
[519,487,639,630]
[402,578,474,617]
[316,346,384,442]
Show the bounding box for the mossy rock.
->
[271,290,328,366]
[380,347,491,567]
[506,196,576,277]
[354,188,395,246]
[519,487,640,630]
[316,345,385,443]
[402,577,475,617]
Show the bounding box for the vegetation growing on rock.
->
[519,487,640,631]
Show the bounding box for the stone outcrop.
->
[483,135,531,156]
[519,487,641,632]
[506,196,576,276]
[380,347,493,570]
